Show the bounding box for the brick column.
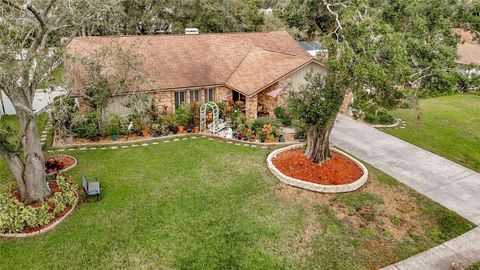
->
[245,95,258,120]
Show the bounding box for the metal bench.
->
[82,176,101,201]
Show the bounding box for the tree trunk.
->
[16,111,50,204]
[304,116,336,164]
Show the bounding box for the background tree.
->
[287,73,343,163]
[0,0,118,203]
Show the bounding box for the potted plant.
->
[65,135,74,144]
[175,104,190,133]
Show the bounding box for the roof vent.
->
[185,28,200,35]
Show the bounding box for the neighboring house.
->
[0,88,67,115]
[65,31,326,119]
[453,28,480,78]
[297,41,327,57]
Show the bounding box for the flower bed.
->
[267,144,368,193]
[0,175,78,237]
[45,155,77,175]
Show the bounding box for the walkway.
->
[331,114,480,270]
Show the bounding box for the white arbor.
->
[200,102,219,134]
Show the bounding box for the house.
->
[65,31,326,119]
[453,28,480,78]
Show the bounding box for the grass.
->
[37,65,65,89]
[469,261,480,270]
[0,138,474,269]
[382,95,480,172]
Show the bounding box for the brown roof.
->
[453,28,480,65]
[66,31,318,97]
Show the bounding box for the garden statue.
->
[226,127,233,139]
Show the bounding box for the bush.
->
[175,104,191,127]
[71,112,101,140]
[52,96,76,138]
[0,175,78,234]
[273,106,292,126]
[363,113,395,125]
[250,117,282,132]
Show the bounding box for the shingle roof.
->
[453,28,480,65]
[66,31,316,97]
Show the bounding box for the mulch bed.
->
[272,148,363,185]
[11,181,75,234]
[45,155,76,175]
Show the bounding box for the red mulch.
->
[10,181,74,234]
[45,155,76,174]
[272,148,363,185]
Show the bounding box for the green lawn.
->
[38,65,65,89]
[0,139,473,269]
[382,95,480,172]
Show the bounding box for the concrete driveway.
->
[331,114,480,270]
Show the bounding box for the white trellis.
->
[200,102,219,134]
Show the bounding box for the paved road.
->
[331,114,480,270]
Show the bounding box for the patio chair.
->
[82,176,101,201]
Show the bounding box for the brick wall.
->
[245,95,258,120]
[155,91,174,112]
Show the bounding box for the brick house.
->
[66,31,326,119]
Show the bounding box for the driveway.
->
[331,114,480,270]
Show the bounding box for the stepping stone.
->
[173,139,179,141]
[80,147,87,150]
[251,145,257,148]
[400,126,406,129]
[243,144,249,147]
[58,149,65,152]
[164,140,170,143]
[191,136,197,139]
[100,147,107,150]
[121,146,129,148]
[182,138,188,140]
[47,150,53,153]
[152,142,159,145]
[202,136,206,138]
[111,146,118,149]
[131,144,139,147]
[235,143,240,146]
[90,147,97,150]
[142,143,148,146]
[261,146,267,149]
[227,141,233,144]
[208,138,214,141]
[68,148,75,151]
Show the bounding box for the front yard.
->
[382,95,480,172]
[0,138,473,269]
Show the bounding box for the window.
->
[189,89,200,103]
[204,88,216,103]
[175,91,185,108]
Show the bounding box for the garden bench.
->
[82,176,101,201]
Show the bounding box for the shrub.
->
[175,104,191,127]
[150,123,168,137]
[71,112,101,140]
[363,113,395,125]
[273,106,292,126]
[52,96,76,138]
[251,117,282,132]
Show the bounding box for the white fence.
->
[0,87,67,116]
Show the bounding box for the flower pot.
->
[207,113,213,121]
[141,129,150,137]
[65,136,73,145]
[178,126,185,133]
[194,127,200,133]
[111,134,119,141]
[279,137,286,143]
[186,128,192,133]
[135,129,142,136]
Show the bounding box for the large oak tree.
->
[0,0,118,204]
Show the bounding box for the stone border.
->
[52,132,298,149]
[45,154,78,176]
[267,144,369,193]
[371,118,401,128]
[0,192,79,238]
